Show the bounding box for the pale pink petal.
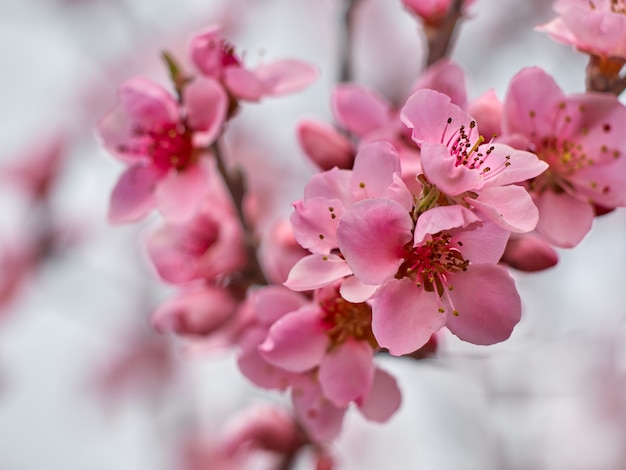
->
[291,375,346,443]
[297,119,354,171]
[259,306,329,372]
[372,278,446,356]
[466,89,502,139]
[237,327,297,389]
[331,85,392,137]
[184,77,227,146]
[253,285,310,325]
[411,59,467,108]
[108,164,163,224]
[385,173,414,211]
[350,141,401,199]
[337,199,413,286]
[535,18,578,49]
[151,286,236,336]
[303,167,353,204]
[97,107,143,162]
[414,205,480,244]
[401,88,473,145]
[254,59,318,96]
[452,221,510,264]
[290,198,344,254]
[357,368,402,422]
[481,146,548,188]
[534,190,594,248]
[420,142,479,195]
[503,67,565,141]
[445,264,521,345]
[224,67,264,101]
[339,276,379,303]
[284,254,353,291]
[467,185,539,233]
[118,77,179,129]
[156,164,209,223]
[318,339,374,406]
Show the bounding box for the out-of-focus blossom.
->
[296,120,354,171]
[258,220,309,285]
[189,24,318,103]
[98,76,227,224]
[502,66,626,247]
[537,0,626,61]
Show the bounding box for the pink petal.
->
[467,89,502,140]
[420,142,480,195]
[411,59,467,108]
[481,145,548,188]
[253,285,309,326]
[501,233,559,272]
[385,173,414,211]
[156,163,209,223]
[303,167,352,204]
[350,141,401,199]
[297,119,354,171]
[331,84,392,137]
[339,275,379,303]
[118,77,179,129]
[372,278,446,356]
[254,59,318,96]
[467,185,539,233]
[414,205,480,244]
[151,286,236,336]
[188,24,225,78]
[97,107,143,163]
[318,339,374,406]
[224,66,264,101]
[453,221,510,264]
[503,67,564,141]
[290,198,344,254]
[184,77,227,146]
[401,88,473,145]
[534,190,594,248]
[445,264,521,345]
[108,164,163,224]
[259,306,329,372]
[337,199,413,286]
[357,368,402,422]
[291,375,346,443]
[284,254,353,291]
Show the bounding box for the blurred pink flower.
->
[401,0,475,25]
[502,66,626,247]
[189,24,318,102]
[537,0,626,60]
[98,76,227,223]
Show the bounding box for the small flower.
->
[502,66,626,247]
[98,76,227,223]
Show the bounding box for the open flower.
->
[502,66,626,247]
[337,201,519,355]
[401,89,548,233]
[189,24,318,102]
[98,76,227,223]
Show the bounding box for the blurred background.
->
[1,0,626,468]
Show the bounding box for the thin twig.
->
[425,0,464,67]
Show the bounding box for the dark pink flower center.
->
[443,119,511,175]
[141,122,194,171]
[319,288,376,348]
[398,233,468,305]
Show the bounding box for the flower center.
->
[319,288,377,349]
[397,233,468,298]
[143,122,194,171]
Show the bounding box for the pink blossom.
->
[537,0,626,60]
[502,67,626,247]
[146,164,246,284]
[258,220,309,285]
[296,119,354,171]
[98,76,227,223]
[189,24,318,102]
[337,200,520,355]
[401,88,548,233]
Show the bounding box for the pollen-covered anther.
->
[319,290,377,349]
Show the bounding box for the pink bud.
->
[297,120,354,170]
[501,233,559,272]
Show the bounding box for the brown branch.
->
[585,54,626,95]
[425,0,464,67]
